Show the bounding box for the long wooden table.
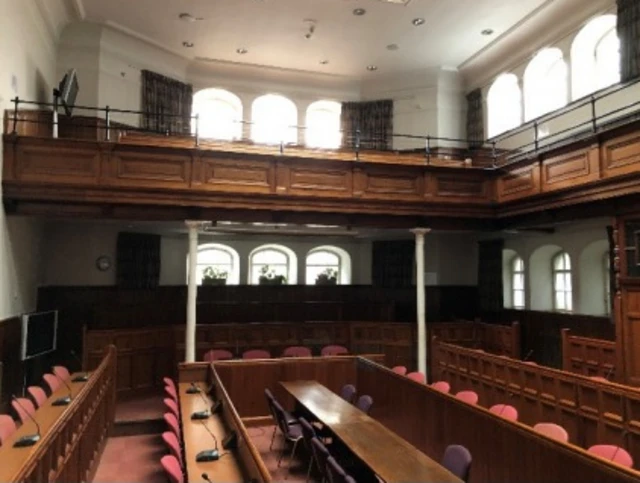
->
[281,380,462,483]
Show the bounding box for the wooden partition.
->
[0,316,23,412]
[0,346,117,482]
[561,328,617,380]
[429,320,520,355]
[432,338,640,465]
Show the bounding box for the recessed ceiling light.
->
[236,48,248,54]
[386,44,399,51]
[319,60,329,65]
[412,18,425,26]
[366,65,378,71]
[481,29,494,36]
[353,8,366,16]
[182,41,194,48]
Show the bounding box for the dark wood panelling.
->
[108,149,191,188]
[541,147,600,192]
[3,110,52,137]
[433,173,489,200]
[358,166,424,201]
[496,165,540,202]
[201,156,273,192]
[0,316,23,413]
[601,130,640,178]
[561,328,617,380]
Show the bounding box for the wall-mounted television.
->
[20,310,58,361]
[56,69,79,116]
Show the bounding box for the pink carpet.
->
[93,433,167,483]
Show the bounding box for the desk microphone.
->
[523,349,534,362]
[70,350,89,382]
[191,387,212,420]
[186,382,201,394]
[11,396,41,447]
[202,473,214,483]
[604,365,614,380]
[51,367,73,406]
[196,421,220,462]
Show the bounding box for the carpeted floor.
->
[92,433,167,483]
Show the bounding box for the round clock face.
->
[96,256,111,271]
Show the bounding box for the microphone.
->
[191,386,212,420]
[11,396,41,447]
[604,365,614,380]
[202,473,214,483]
[195,421,220,462]
[523,349,534,361]
[187,382,201,394]
[51,367,73,406]
[70,350,89,382]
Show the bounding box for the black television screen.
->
[57,69,79,116]
[20,310,58,361]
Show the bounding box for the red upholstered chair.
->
[391,366,408,376]
[455,391,479,405]
[163,377,177,392]
[588,445,634,468]
[43,373,61,394]
[242,349,271,359]
[321,345,349,356]
[162,431,183,468]
[431,381,451,393]
[164,398,180,419]
[161,454,184,483]
[282,346,312,358]
[27,386,48,408]
[533,423,569,443]
[406,372,426,384]
[12,397,36,424]
[489,404,519,421]
[164,412,181,439]
[203,349,234,362]
[53,366,71,381]
[0,415,17,446]
[164,384,178,402]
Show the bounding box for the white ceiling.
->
[76,0,565,78]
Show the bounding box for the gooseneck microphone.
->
[11,396,41,447]
[70,350,89,382]
[186,382,201,394]
[202,473,214,483]
[523,349,534,362]
[195,421,220,462]
[51,367,73,406]
[191,385,211,420]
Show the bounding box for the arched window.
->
[306,101,342,149]
[189,243,240,285]
[524,48,568,121]
[487,73,522,138]
[571,15,620,100]
[552,251,572,311]
[512,256,525,309]
[192,88,242,140]
[305,246,352,285]
[251,94,298,144]
[248,244,297,284]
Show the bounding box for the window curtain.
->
[372,240,414,287]
[478,239,504,312]
[141,70,193,134]
[340,100,393,151]
[618,0,640,82]
[466,88,484,148]
[116,232,161,289]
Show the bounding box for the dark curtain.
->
[341,100,393,150]
[141,70,193,134]
[478,239,504,312]
[116,232,161,289]
[372,240,414,287]
[466,89,484,148]
[606,225,617,320]
[618,0,640,82]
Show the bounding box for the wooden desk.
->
[281,380,462,483]
[178,382,244,483]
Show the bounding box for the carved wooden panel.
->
[432,173,488,201]
[601,131,640,178]
[282,163,352,197]
[200,157,272,193]
[108,150,190,188]
[15,142,100,184]
[497,164,540,202]
[541,147,600,192]
[356,167,424,200]
[621,286,640,387]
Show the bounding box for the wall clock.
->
[96,256,111,271]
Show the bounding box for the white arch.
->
[306,100,342,149]
[305,245,352,284]
[192,88,243,140]
[188,243,241,285]
[571,15,619,100]
[524,48,568,121]
[248,244,297,284]
[251,94,298,144]
[578,239,609,315]
[529,244,563,311]
[487,73,522,138]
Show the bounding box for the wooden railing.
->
[432,339,640,466]
[561,328,617,380]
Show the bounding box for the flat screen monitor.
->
[57,69,79,116]
[20,310,58,361]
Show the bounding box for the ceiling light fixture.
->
[319,60,329,65]
[236,48,248,54]
[179,13,203,22]
[366,65,378,71]
[182,41,194,48]
[386,43,399,51]
[412,18,425,26]
[353,8,366,16]
[481,29,494,36]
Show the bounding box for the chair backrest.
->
[162,431,183,467]
[164,384,178,401]
[53,366,71,381]
[455,390,479,405]
[299,417,316,452]
[326,456,349,483]
[242,349,271,360]
[441,444,472,483]
[431,381,451,393]
[164,398,180,418]
[163,377,176,392]
[272,400,292,437]
[27,386,48,408]
[164,412,181,438]
[588,445,634,468]
[12,398,36,424]
[406,372,426,383]
[42,373,61,394]
[282,346,312,358]
[0,415,17,446]
[339,384,357,403]
[203,349,234,362]
[311,437,331,481]
[264,389,278,425]
[161,454,184,483]
[356,395,373,415]
[391,365,408,375]
[321,345,349,356]
[489,404,519,421]
[533,423,569,443]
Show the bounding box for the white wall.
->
[0,0,71,318]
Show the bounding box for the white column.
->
[412,228,431,375]
[185,220,200,363]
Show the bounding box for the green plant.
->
[315,267,338,285]
[258,265,287,285]
[202,266,228,285]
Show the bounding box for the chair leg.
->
[285,439,301,478]
[305,457,315,483]
[269,425,277,450]
[277,442,287,467]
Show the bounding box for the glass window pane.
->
[563,253,571,270]
[514,274,524,290]
[514,290,524,308]
[556,292,565,310]
[566,294,573,311]
[253,249,287,265]
[307,251,339,266]
[555,273,565,291]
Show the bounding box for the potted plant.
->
[258,265,287,285]
[202,266,228,286]
[315,268,338,285]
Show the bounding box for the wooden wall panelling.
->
[561,329,617,380]
[349,322,415,369]
[357,165,425,201]
[620,283,640,387]
[496,163,541,202]
[276,158,353,198]
[3,109,52,137]
[600,130,640,178]
[540,145,601,193]
[431,171,491,203]
[0,316,23,413]
[200,154,274,194]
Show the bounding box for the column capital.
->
[185,220,211,230]
[410,228,431,237]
